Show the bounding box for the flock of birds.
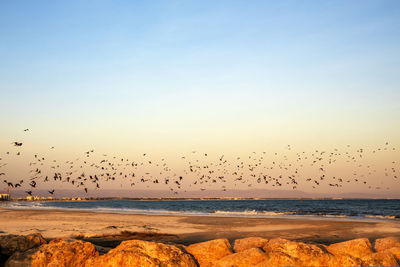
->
[0,129,398,197]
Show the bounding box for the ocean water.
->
[2,199,400,221]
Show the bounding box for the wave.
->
[213,209,399,220]
[212,209,345,218]
[213,210,296,216]
[364,215,398,220]
[2,202,210,216]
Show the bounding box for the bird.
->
[0,139,397,197]
[48,190,55,195]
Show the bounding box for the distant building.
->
[0,194,10,201]
[26,195,41,201]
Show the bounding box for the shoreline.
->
[1,208,400,246]
[1,206,398,223]
[2,199,400,223]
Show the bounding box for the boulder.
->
[328,253,364,267]
[233,237,268,253]
[375,237,400,252]
[5,248,38,267]
[257,252,363,267]
[5,239,98,267]
[255,251,296,267]
[85,239,196,267]
[361,250,399,267]
[186,238,232,267]
[262,238,333,266]
[214,248,268,267]
[389,247,400,261]
[0,233,46,256]
[327,238,373,258]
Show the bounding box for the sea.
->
[1,199,400,221]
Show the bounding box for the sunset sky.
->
[0,1,399,196]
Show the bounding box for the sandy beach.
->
[1,208,400,247]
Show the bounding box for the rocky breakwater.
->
[1,234,400,266]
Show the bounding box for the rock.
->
[389,247,400,261]
[255,251,296,267]
[186,238,232,267]
[262,238,333,266]
[233,237,268,253]
[5,239,98,267]
[375,237,400,252]
[5,248,38,267]
[35,239,98,267]
[0,233,46,256]
[327,238,373,258]
[214,248,268,267]
[361,250,399,266]
[86,239,196,267]
[328,253,364,267]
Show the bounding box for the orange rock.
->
[214,248,268,267]
[327,238,373,258]
[263,238,333,266]
[255,251,296,267]
[389,247,400,261]
[85,239,196,267]
[375,237,400,252]
[233,237,268,253]
[0,233,46,256]
[328,253,364,267]
[6,239,97,267]
[361,250,399,267]
[32,239,98,267]
[5,247,39,267]
[186,238,232,267]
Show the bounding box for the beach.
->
[2,208,400,266]
[1,208,400,246]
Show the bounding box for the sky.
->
[0,1,399,197]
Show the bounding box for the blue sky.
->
[0,1,399,194]
[1,1,399,143]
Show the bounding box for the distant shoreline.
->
[3,197,400,202]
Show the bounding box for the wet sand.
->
[1,208,400,247]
